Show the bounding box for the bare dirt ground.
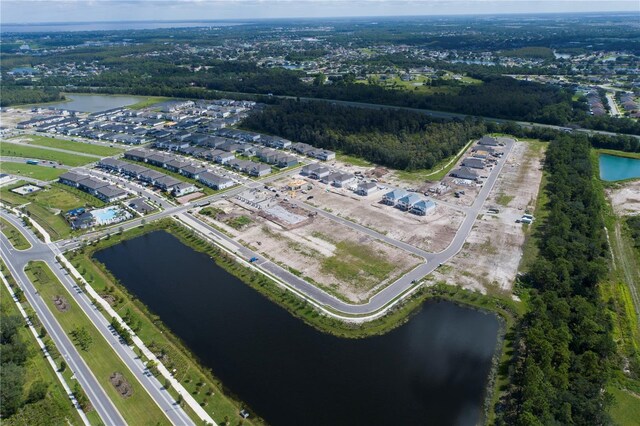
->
[429,140,546,294]
[176,192,204,204]
[607,180,640,216]
[197,198,421,303]
[286,177,465,253]
[0,109,33,128]
[109,372,133,398]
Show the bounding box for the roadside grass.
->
[495,193,515,207]
[0,161,66,181]
[0,279,86,426]
[0,217,31,250]
[608,386,640,426]
[0,181,103,241]
[225,215,252,230]
[68,223,262,425]
[321,240,396,288]
[127,96,170,110]
[336,152,373,167]
[25,261,171,426]
[395,139,475,183]
[15,134,123,157]
[1,142,96,167]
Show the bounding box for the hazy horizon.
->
[2,0,638,25]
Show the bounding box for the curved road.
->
[0,211,195,426]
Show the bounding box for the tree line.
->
[497,136,615,425]
[241,99,487,170]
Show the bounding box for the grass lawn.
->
[395,139,475,182]
[1,142,95,167]
[25,261,171,426]
[15,134,123,157]
[69,224,262,425]
[496,193,515,207]
[127,96,170,110]
[0,161,67,181]
[0,283,86,426]
[1,181,103,241]
[608,386,640,426]
[336,152,372,167]
[0,217,31,250]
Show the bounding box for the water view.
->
[95,231,500,426]
[2,21,243,33]
[599,153,640,181]
[41,94,147,113]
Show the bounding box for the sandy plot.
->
[299,181,464,253]
[607,180,640,216]
[0,109,33,128]
[198,199,421,303]
[430,140,546,293]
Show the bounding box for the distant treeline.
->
[497,136,614,424]
[0,85,63,107]
[241,100,487,170]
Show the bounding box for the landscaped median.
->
[0,217,32,250]
[24,261,172,426]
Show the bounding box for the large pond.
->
[42,94,147,113]
[95,231,500,425]
[599,154,640,182]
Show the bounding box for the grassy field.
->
[0,271,85,426]
[0,161,67,181]
[336,152,372,167]
[127,96,170,110]
[68,222,262,425]
[322,240,396,286]
[15,134,123,156]
[1,142,96,167]
[608,386,640,426]
[1,181,103,241]
[0,217,31,250]
[25,261,171,426]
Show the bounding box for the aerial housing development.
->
[0,8,639,426]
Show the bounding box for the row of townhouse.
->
[300,163,356,188]
[58,171,129,203]
[382,189,436,216]
[118,151,235,191]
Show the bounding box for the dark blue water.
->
[599,154,640,181]
[95,231,499,426]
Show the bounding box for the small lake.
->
[599,154,640,181]
[42,94,147,113]
[95,231,500,426]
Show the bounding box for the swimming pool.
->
[91,207,131,225]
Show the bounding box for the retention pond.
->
[599,153,640,182]
[95,231,500,426]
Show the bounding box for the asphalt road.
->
[1,211,195,426]
[0,227,126,425]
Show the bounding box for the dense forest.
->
[497,136,614,424]
[241,100,487,170]
[0,311,69,424]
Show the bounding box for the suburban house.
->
[478,135,498,146]
[139,169,165,184]
[124,149,151,162]
[249,164,272,177]
[172,182,198,197]
[215,151,235,164]
[179,165,207,179]
[397,193,422,210]
[331,173,355,188]
[275,154,298,168]
[461,158,485,169]
[164,159,190,173]
[310,166,331,180]
[98,158,125,172]
[300,163,322,176]
[58,171,86,187]
[356,182,379,196]
[311,149,336,161]
[382,188,409,206]
[410,199,436,216]
[198,172,235,190]
[95,185,128,203]
[154,175,181,191]
[450,167,479,181]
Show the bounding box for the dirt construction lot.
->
[285,178,465,253]
[607,180,640,216]
[198,198,422,303]
[429,140,546,293]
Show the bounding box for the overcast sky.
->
[2,0,638,24]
